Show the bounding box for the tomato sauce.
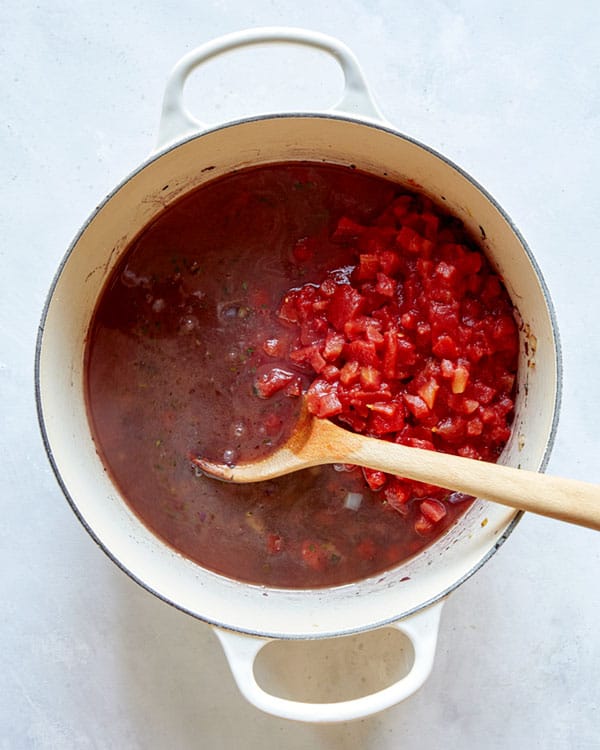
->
[85,163,518,588]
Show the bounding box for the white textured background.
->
[2,1,599,747]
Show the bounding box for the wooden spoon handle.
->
[313,420,600,531]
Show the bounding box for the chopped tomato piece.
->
[376,272,396,297]
[414,513,435,536]
[331,216,365,242]
[339,360,361,386]
[362,467,387,491]
[355,254,380,280]
[327,284,365,331]
[266,534,283,554]
[263,337,285,357]
[397,225,434,256]
[420,498,447,523]
[384,480,410,513]
[254,368,295,398]
[403,393,429,419]
[360,366,382,390]
[432,333,458,359]
[307,389,343,418]
[346,339,379,367]
[379,250,401,276]
[323,331,345,361]
[367,401,405,435]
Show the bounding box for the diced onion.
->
[344,492,363,511]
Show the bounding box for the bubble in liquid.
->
[180,315,199,333]
[223,448,238,466]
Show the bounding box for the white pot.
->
[35,28,561,723]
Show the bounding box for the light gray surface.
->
[2,1,599,747]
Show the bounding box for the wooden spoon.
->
[196,410,600,531]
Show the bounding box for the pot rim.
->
[35,110,562,638]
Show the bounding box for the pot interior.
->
[37,115,560,638]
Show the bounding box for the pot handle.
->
[213,601,443,723]
[156,27,385,150]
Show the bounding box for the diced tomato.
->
[322,331,345,361]
[432,334,458,359]
[367,401,405,435]
[339,360,361,386]
[420,212,440,240]
[457,445,481,460]
[379,250,401,276]
[400,311,418,330]
[310,349,327,373]
[360,366,382,390]
[331,216,366,242]
[471,381,496,405]
[384,480,410,513]
[461,398,480,415]
[320,277,337,296]
[278,294,299,323]
[322,364,340,383]
[434,416,466,442]
[362,467,387,491]
[414,513,435,536]
[306,380,343,418]
[403,393,430,419]
[365,325,385,345]
[466,417,483,436]
[481,275,501,302]
[396,225,434,256]
[327,284,365,331]
[376,272,396,297]
[382,331,399,379]
[344,315,382,339]
[435,261,459,286]
[415,322,432,349]
[392,194,414,218]
[285,376,303,397]
[345,339,379,367]
[355,254,380,280]
[440,358,454,378]
[396,337,417,366]
[266,533,283,554]
[263,337,285,357]
[420,498,447,523]
[254,368,295,398]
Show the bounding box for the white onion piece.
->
[343,492,363,511]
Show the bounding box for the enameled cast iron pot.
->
[36,28,561,723]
